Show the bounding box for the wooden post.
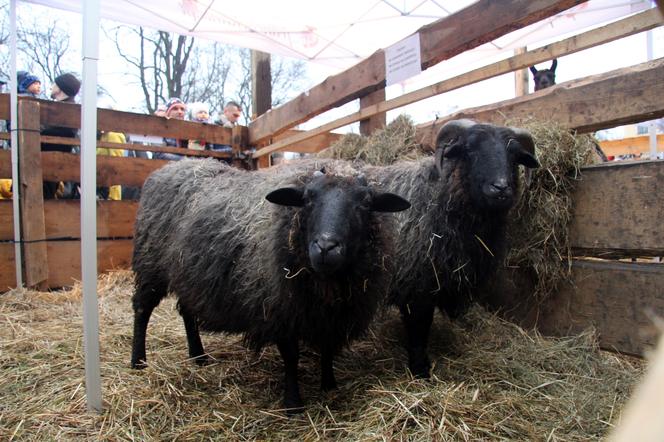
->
[514,47,529,96]
[231,125,251,169]
[17,99,48,288]
[360,88,386,136]
[251,50,272,119]
[251,50,272,168]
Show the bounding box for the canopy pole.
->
[81,0,102,413]
[10,0,22,287]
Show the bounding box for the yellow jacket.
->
[97,132,126,200]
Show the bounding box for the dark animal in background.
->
[366,119,539,378]
[530,59,557,91]
[130,159,410,413]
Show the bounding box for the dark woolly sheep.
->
[131,158,410,413]
[366,119,540,377]
[530,59,557,91]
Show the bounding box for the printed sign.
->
[385,33,422,86]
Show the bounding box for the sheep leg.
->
[131,286,163,369]
[399,302,434,378]
[320,348,337,391]
[180,306,209,366]
[277,338,304,414]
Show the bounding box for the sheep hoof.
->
[131,359,148,370]
[409,359,431,379]
[321,378,337,392]
[283,400,305,416]
[192,354,212,366]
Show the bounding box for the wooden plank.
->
[43,200,138,239]
[18,100,48,287]
[600,134,664,157]
[417,57,664,146]
[484,259,664,356]
[35,98,232,144]
[255,10,663,157]
[537,260,664,355]
[248,0,584,144]
[41,152,168,187]
[45,239,133,288]
[0,200,13,240]
[39,135,233,160]
[0,243,17,291]
[251,50,272,119]
[0,93,8,119]
[261,130,342,154]
[514,47,529,97]
[360,88,386,136]
[570,161,664,257]
[0,150,10,178]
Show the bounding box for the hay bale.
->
[505,121,597,300]
[0,271,643,440]
[318,115,426,165]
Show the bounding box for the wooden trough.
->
[1,0,663,362]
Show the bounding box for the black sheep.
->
[130,158,410,412]
[366,119,539,377]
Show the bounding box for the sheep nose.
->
[490,179,509,192]
[314,238,340,255]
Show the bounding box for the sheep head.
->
[266,172,410,275]
[435,119,539,211]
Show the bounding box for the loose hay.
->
[505,120,597,300]
[318,115,427,165]
[0,271,643,440]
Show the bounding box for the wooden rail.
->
[248,0,584,145]
[253,9,663,157]
[416,58,664,145]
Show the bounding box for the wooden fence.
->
[0,1,663,356]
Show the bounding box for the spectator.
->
[215,100,242,128]
[18,73,41,98]
[154,97,188,161]
[187,102,210,151]
[41,72,81,199]
[96,131,125,200]
[154,103,167,118]
[211,100,242,157]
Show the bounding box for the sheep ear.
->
[509,128,540,169]
[529,66,538,75]
[550,59,557,72]
[434,119,474,172]
[265,187,304,207]
[370,192,411,213]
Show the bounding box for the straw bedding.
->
[0,271,643,440]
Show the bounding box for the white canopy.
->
[24,0,651,70]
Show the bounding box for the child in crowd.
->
[18,72,42,97]
[187,102,210,151]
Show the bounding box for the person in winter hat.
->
[18,73,41,97]
[154,98,189,160]
[41,72,82,199]
[188,102,210,151]
[50,73,81,102]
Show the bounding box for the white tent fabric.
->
[23,0,651,70]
